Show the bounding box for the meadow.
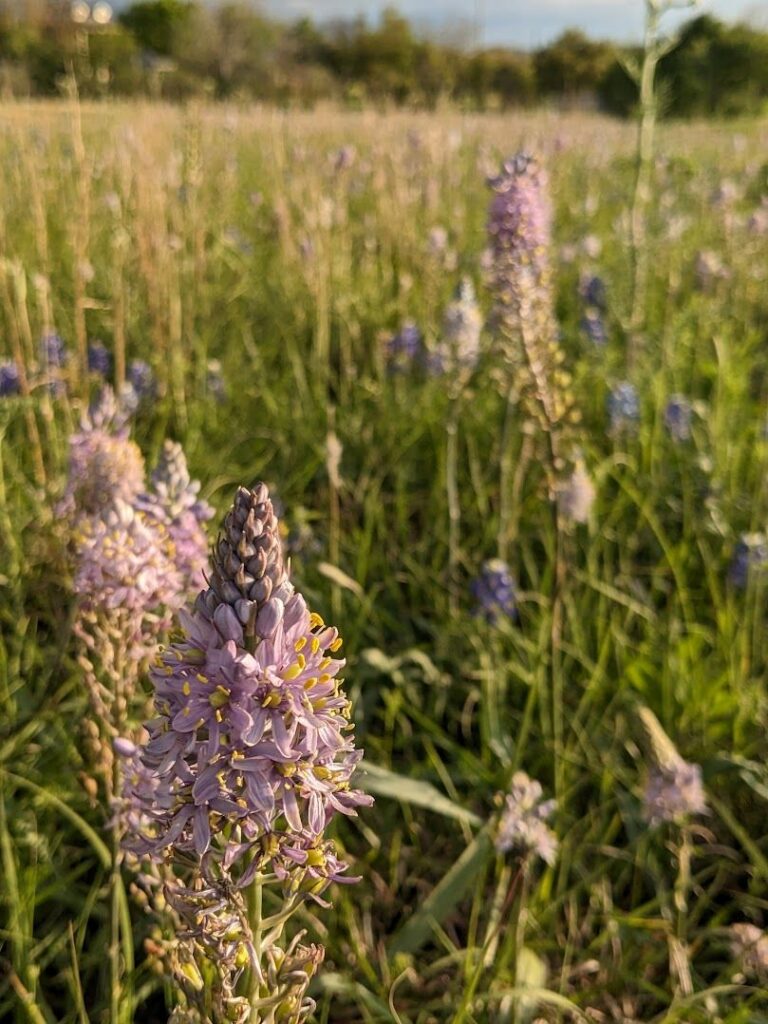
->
[1,100,768,1023]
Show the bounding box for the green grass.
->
[0,100,767,1022]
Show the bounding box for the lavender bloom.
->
[88,341,112,378]
[643,759,707,826]
[608,382,640,435]
[472,559,517,624]
[127,359,156,401]
[59,388,145,519]
[729,533,768,588]
[139,440,213,593]
[487,153,553,334]
[580,309,607,347]
[433,277,482,375]
[729,924,768,978]
[0,360,20,397]
[333,145,356,172]
[385,321,423,371]
[496,772,558,866]
[664,395,693,442]
[40,331,67,368]
[74,500,182,620]
[125,483,371,879]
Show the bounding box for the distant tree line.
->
[0,2,767,117]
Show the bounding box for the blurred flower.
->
[643,759,707,826]
[0,360,20,397]
[471,559,517,624]
[695,249,729,290]
[206,359,227,403]
[608,382,640,435]
[40,332,67,368]
[729,923,768,979]
[59,388,145,519]
[139,440,213,594]
[88,341,112,378]
[333,145,356,172]
[126,358,156,404]
[385,320,423,372]
[74,500,181,620]
[664,395,693,442]
[496,771,558,865]
[432,277,482,375]
[581,234,602,259]
[729,533,768,588]
[427,225,449,256]
[580,308,607,347]
[579,272,607,311]
[558,459,596,524]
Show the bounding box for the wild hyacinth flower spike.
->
[58,386,145,520]
[139,440,214,593]
[122,482,372,1023]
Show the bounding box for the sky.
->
[263,0,768,48]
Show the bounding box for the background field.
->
[1,101,768,1023]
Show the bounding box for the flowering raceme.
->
[121,483,372,1022]
[58,387,145,520]
[140,440,214,593]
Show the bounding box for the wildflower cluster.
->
[495,771,558,866]
[487,153,578,444]
[63,389,210,751]
[120,483,372,1023]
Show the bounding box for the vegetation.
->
[1,3,768,115]
[1,97,768,1021]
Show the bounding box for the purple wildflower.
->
[40,332,67,368]
[664,395,693,442]
[608,382,640,435]
[580,308,607,347]
[127,359,156,401]
[125,483,372,888]
[139,440,213,594]
[729,533,768,588]
[74,500,182,621]
[471,559,517,624]
[58,388,145,519]
[643,759,707,826]
[496,772,558,866]
[88,341,112,378]
[0,360,20,397]
[487,153,554,333]
[385,321,423,371]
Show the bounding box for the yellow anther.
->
[303,676,319,690]
[182,681,191,696]
[309,612,325,629]
[319,658,332,670]
[282,662,303,681]
[294,637,307,653]
[310,637,320,654]
[319,673,331,684]
[330,637,343,652]
[261,692,282,708]
[196,673,208,684]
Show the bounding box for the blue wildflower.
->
[0,360,20,397]
[88,341,112,378]
[608,382,640,434]
[580,309,607,347]
[40,332,67,368]
[729,534,768,589]
[664,395,693,442]
[471,559,518,624]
